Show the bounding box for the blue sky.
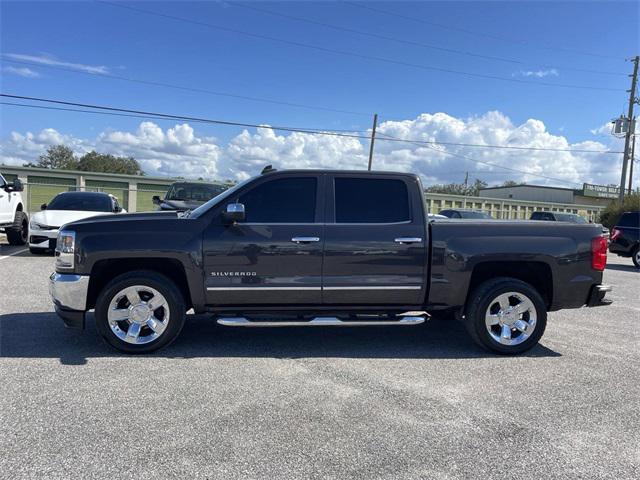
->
[0,1,638,185]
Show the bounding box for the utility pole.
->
[367,113,378,171]
[628,132,636,193]
[618,56,639,202]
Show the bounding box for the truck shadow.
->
[0,312,561,365]
[605,263,638,273]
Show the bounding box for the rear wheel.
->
[95,271,186,354]
[632,246,640,269]
[6,211,28,246]
[464,277,547,355]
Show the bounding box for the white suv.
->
[0,173,29,245]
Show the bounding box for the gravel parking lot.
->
[0,238,638,480]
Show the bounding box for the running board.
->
[216,316,426,327]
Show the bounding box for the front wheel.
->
[95,271,186,354]
[464,277,547,355]
[6,211,28,245]
[632,246,640,269]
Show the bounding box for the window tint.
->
[335,178,410,223]
[239,177,317,223]
[618,212,640,227]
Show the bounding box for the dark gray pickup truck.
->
[49,169,611,354]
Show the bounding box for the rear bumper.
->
[587,284,612,307]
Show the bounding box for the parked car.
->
[0,173,28,245]
[29,191,125,254]
[49,168,611,355]
[439,209,493,219]
[609,211,640,269]
[530,211,609,239]
[152,182,227,212]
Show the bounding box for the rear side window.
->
[239,177,317,223]
[334,178,410,223]
[618,212,640,227]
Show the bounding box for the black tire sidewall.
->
[466,278,547,355]
[632,246,640,269]
[7,211,28,245]
[95,271,186,354]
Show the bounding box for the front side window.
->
[239,177,317,223]
[335,177,410,223]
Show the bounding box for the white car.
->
[29,191,125,253]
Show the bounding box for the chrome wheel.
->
[485,291,537,346]
[107,285,170,345]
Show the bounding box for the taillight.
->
[610,228,622,241]
[591,236,607,271]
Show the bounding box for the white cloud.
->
[0,111,629,188]
[4,53,109,75]
[514,68,559,78]
[3,66,40,78]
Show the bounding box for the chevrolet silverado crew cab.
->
[49,168,612,355]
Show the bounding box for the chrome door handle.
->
[291,237,320,243]
[395,237,422,244]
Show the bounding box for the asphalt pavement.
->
[0,239,638,479]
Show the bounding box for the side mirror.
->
[6,179,24,192]
[223,203,245,223]
[152,195,161,205]
[41,203,47,210]
[114,206,122,213]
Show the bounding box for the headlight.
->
[30,220,42,230]
[55,230,76,270]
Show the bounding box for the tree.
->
[424,178,488,196]
[76,151,144,176]
[501,180,521,187]
[598,193,640,229]
[24,145,78,170]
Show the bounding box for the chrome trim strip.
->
[207,285,421,291]
[323,286,422,290]
[394,237,423,244]
[291,236,320,243]
[207,286,321,291]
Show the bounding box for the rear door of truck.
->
[321,173,427,305]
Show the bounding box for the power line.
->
[1,56,371,118]
[233,2,626,77]
[377,132,594,187]
[344,1,624,61]
[0,94,622,154]
[97,1,622,92]
[1,93,622,155]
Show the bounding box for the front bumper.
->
[587,284,612,307]
[29,229,58,249]
[49,273,89,329]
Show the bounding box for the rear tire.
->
[95,271,186,354]
[464,277,547,355]
[632,246,640,269]
[6,211,28,246]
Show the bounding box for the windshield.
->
[460,211,493,219]
[165,183,227,202]
[188,177,254,218]
[554,213,587,223]
[48,193,113,212]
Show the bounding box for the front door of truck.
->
[322,174,427,305]
[203,174,324,305]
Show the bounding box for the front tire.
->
[95,271,186,354]
[632,246,640,269]
[6,211,28,245]
[464,277,547,355]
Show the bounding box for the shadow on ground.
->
[0,312,561,365]
[605,263,638,273]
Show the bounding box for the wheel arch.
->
[467,261,553,309]
[87,258,193,310]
